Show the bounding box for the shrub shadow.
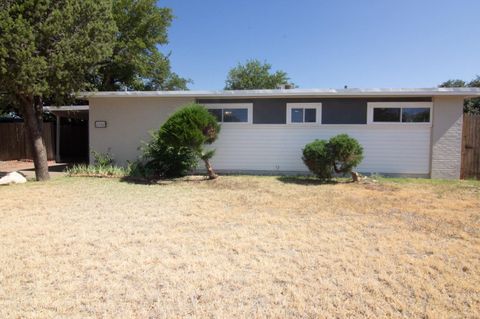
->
[120,174,211,185]
[277,176,340,186]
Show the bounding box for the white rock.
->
[0,171,27,185]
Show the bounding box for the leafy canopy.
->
[95,0,190,91]
[439,76,480,114]
[0,0,116,106]
[137,104,221,178]
[225,59,291,90]
[159,104,220,151]
[302,134,364,180]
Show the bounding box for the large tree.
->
[95,0,190,91]
[224,59,291,90]
[439,76,480,114]
[0,0,116,180]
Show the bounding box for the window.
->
[373,108,401,122]
[287,103,322,124]
[402,108,430,123]
[208,109,222,122]
[223,109,248,122]
[204,103,252,123]
[368,102,432,124]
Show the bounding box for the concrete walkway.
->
[0,160,68,179]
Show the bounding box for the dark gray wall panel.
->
[322,99,367,124]
[253,100,286,124]
[197,97,432,125]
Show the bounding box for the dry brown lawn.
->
[0,176,479,318]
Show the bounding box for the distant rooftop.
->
[81,88,480,99]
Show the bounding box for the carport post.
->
[55,114,61,163]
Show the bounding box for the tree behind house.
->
[0,0,116,180]
[225,59,292,90]
[439,76,480,114]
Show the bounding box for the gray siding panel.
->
[198,97,432,124]
[322,99,367,124]
[253,100,286,124]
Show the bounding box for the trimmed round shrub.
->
[302,139,333,180]
[327,134,364,174]
[302,134,364,180]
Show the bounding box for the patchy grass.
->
[0,176,479,318]
[66,163,128,178]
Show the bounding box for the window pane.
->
[291,108,303,123]
[402,108,430,123]
[223,108,248,122]
[208,109,222,122]
[304,108,316,123]
[373,108,400,122]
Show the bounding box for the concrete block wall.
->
[431,96,464,179]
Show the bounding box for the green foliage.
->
[95,0,190,91]
[134,104,221,178]
[67,150,126,178]
[302,134,364,180]
[66,163,127,178]
[302,139,333,180]
[440,76,480,114]
[328,134,364,174]
[136,134,198,178]
[0,0,116,106]
[225,59,291,90]
[159,104,220,149]
[91,150,115,167]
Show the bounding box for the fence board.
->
[0,122,55,161]
[461,114,480,180]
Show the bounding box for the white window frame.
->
[286,103,322,124]
[203,103,253,124]
[367,102,432,125]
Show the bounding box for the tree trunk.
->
[20,95,50,181]
[203,158,218,180]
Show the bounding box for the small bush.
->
[132,104,221,180]
[91,149,114,167]
[66,163,127,178]
[328,134,364,174]
[302,134,364,180]
[66,150,126,178]
[135,135,198,178]
[302,139,333,180]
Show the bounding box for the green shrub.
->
[91,149,114,167]
[302,139,333,180]
[137,133,198,178]
[328,134,364,174]
[132,103,221,179]
[66,163,127,178]
[66,150,127,178]
[302,134,364,180]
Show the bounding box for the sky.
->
[160,0,480,90]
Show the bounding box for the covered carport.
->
[44,105,89,163]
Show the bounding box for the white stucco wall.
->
[431,96,464,179]
[89,97,194,165]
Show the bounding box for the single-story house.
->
[80,88,480,179]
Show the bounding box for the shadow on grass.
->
[119,174,211,185]
[276,176,341,186]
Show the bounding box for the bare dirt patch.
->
[0,176,479,318]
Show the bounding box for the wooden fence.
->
[0,122,55,161]
[461,114,480,180]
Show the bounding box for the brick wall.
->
[431,97,464,179]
